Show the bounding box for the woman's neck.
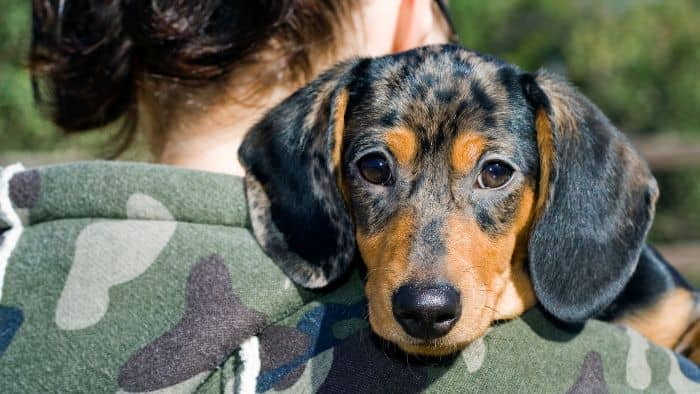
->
[152,85,295,176]
[157,111,261,176]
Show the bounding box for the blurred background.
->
[0,0,698,280]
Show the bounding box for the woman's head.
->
[30,0,454,162]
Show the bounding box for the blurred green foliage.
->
[0,0,104,156]
[451,0,700,134]
[0,0,55,151]
[0,0,699,241]
[653,168,700,242]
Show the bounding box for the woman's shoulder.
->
[1,161,249,228]
[0,160,340,391]
[1,161,699,393]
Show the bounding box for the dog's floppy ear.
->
[521,71,659,323]
[238,60,361,288]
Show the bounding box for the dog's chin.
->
[373,328,484,357]
[394,339,472,357]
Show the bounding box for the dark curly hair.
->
[29,0,359,155]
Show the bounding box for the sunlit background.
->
[1,0,698,281]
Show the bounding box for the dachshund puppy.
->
[239,45,700,359]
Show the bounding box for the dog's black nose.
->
[392,284,461,340]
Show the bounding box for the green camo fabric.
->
[1,161,700,393]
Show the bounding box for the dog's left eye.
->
[477,161,514,189]
[357,153,394,186]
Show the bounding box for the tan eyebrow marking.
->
[386,127,418,165]
[451,132,487,173]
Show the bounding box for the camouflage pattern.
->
[1,161,700,393]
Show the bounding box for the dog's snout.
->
[392,284,461,340]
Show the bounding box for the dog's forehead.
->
[347,46,535,162]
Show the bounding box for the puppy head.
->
[239,45,657,356]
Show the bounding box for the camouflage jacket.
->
[1,161,700,393]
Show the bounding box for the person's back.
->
[3,160,700,392]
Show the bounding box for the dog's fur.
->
[239,45,700,359]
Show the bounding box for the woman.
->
[1,1,698,392]
[30,0,454,173]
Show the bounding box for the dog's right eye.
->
[357,153,394,186]
[477,161,514,189]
